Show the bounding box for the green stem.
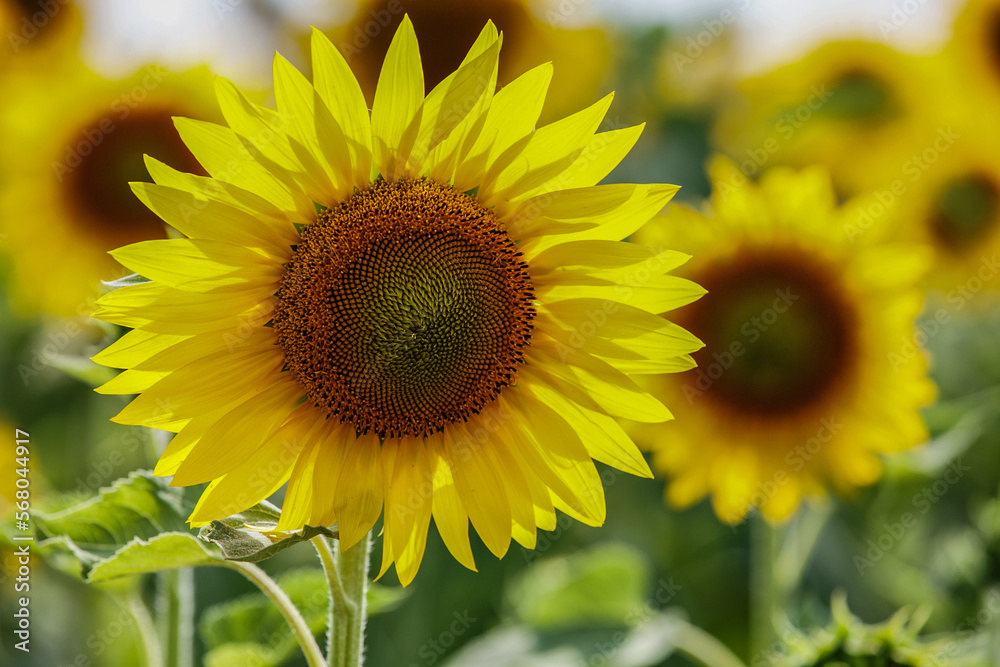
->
[673,620,749,667]
[312,536,352,665]
[158,569,193,667]
[749,517,779,663]
[331,533,372,667]
[220,561,327,667]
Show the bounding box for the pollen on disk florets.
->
[274,177,536,439]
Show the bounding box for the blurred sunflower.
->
[315,0,611,123]
[0,55,218,316]
[950,0,1000,109]
[891,126,1000,290]
[91,19,704,585]
[0,0,81,59]
[714,41,940,197]
[631,159,933,524]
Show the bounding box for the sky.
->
[75,0,965,82]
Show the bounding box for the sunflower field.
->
[1,1,999,666]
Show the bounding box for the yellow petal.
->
[427,437,477,572]
[455,63,553,191]
[480,94,614,204]
[92,329,188,369]
[386,440,433,586]
[446,423,511,558]
[311,27,373,185]
[334,433,385,551]
[276,436,323,531]
[173,117,314,218]
[172,376,304,485]
[370,16,423,180]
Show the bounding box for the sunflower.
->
[91,18,704,585]
[890,124,1000,290]
[0,55,218,316]
[0,0,81,60]
[630,158,934,524]
[950,0,1000,109]
[713,41,941,198]
[313,0,611,124]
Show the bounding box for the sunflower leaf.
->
[32,469,197,579]
[87,532,222,583]
[197,500,338,563]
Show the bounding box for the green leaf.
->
[506,542,652,629]
[204,643,278,667]
[88,532,222,583]
[33,470,196,578]
[198,500,337,563]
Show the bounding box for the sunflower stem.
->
[749,516,779,664]
[220,561,327,667]
[158,569,193,667]
[672,619,749,667]
[330,533,371,667]
[312,536,353,665]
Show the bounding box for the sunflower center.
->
[989,9,1000,76]
[682,250,857,419]
[351,0,526,94]
[823,69,894,120]
[929,174,1000,252]
[62,108,203,248]
[274,178,535,439]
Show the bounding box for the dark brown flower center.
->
[345,0,527,96]
[929,173,1000,254]
[274,178,535,439]
[823,68,895,121]
[680,249,858,419]
[61,107,203,248]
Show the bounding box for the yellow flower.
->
[631,158,934,524]
[714,41,940,198]
[950,0,1000,110]
[91,18,703,585]
[889,123,1000,289]
[0,0,81,61]
[315,0,611,123]
[0,55,219,316]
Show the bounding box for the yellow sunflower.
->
[889,123,1000,290]
[91,18,704,585]
[950,0,1000,109]
[0,0,81,61]
[714,41,941,198]
[630,158,934,524]
[314,0,611,124]
[0,55,219,316]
